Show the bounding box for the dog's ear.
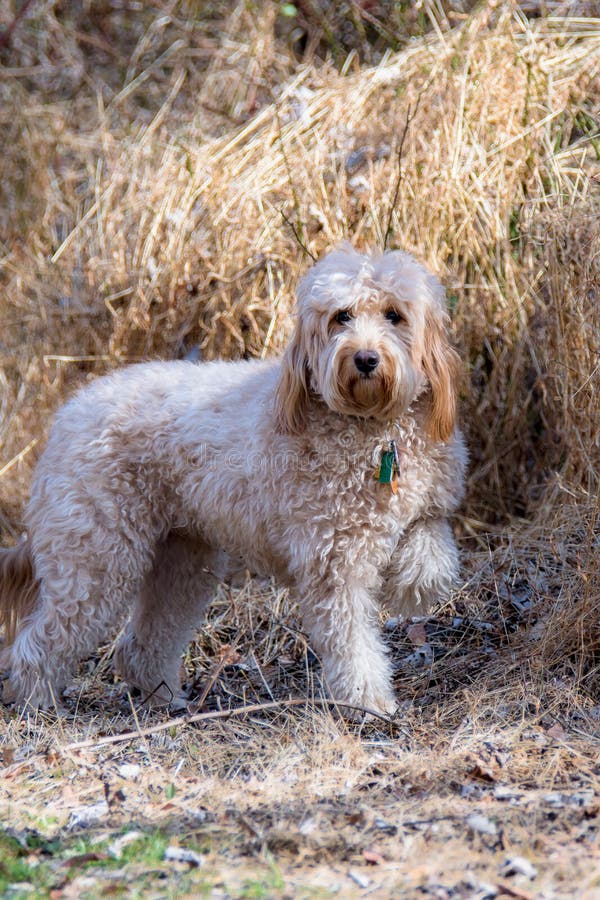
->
[421,306,460,443]
[274,323,310,434]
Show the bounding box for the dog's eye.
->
[384,309,405,326]
[335,309,352,325]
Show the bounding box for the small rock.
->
[543,792,566,808]
[543,790,594,809]
[345,147,369,173]
[108,831,145,858]
[402,643,433,668]
[348,869,370,889]
[572,790,595,808]
[190,809,212,824]
[374,817,397,835]
[493,785,523,802]
[67,801,109,830]
[466,813,497,836]
[348,174,369,193]
[164,846,204,867]
[510,587,533,614]
[298,817,318,836]
[500,856,538,879]
[460,874,498,898]
[117,763,141,780]
[478,885,498,900]
[529,621,545,642]
[461,783,483,799]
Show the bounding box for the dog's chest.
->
[289,430,434,531]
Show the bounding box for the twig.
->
[273,99,316,261]
[0,0,36,50]
[188,640,242,712]
[62,698,408,752]
[349,0,401,51]
[139,680,174,707]
[279,208,316,261]
[0,439,38,480]
[383,95,422,251]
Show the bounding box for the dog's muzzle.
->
[353,349,380,376]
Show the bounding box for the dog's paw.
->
[168,693,190,714]
[357,688,398,720]
[329,682,398,721]
[1,676,67,714]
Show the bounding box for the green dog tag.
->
[377,450,395,484]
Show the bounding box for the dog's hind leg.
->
[113,533,221,709]
[4,533,156,710]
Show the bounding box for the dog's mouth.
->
[348,370,394,411]
[321,351,404,419]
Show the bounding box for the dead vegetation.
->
[1,1,600,897]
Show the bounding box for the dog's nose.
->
[354,350,380,375]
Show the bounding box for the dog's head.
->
[275,244,460,442]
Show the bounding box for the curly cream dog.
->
[0,245,466,713]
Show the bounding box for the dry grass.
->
[1,1,600,896]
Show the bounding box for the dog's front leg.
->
[296,570,396,718]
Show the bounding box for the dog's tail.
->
[0,540,39,651]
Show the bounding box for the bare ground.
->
[2,532,599,898]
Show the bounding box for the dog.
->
[0,244,466,714]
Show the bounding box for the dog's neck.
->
[301,397,423,453]
[311,393,420,430]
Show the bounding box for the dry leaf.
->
[468,761,497,783]
[406,622,427,645]
[62,852,110,868]
[363,848,385,865]
[546,722,566,741]
[3,762,30,780]
[2,747,15,766]
[216,643,242,664]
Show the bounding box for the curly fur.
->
[0,245,466,713]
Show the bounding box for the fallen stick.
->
[63,697,407,752]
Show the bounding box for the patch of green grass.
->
[118,830,170,866]
[0,826,219,898]
[0,830,49,898]
[237,860,286,898]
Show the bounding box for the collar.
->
[374,421,401,494]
